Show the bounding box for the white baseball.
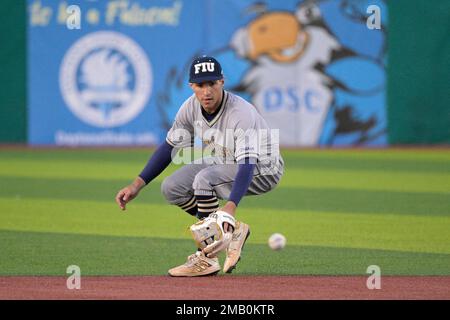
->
[268,233,286,250]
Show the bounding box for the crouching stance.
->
[115,56,283,276]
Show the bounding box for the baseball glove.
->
[190,210,236,258]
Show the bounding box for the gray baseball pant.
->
[161,157,284,217]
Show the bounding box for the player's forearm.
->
[138,141,174,184]
[228,160,256,207]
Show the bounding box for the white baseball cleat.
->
[168,251,220,277]
[223,221,250,273]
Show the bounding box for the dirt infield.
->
[1,276,449,300]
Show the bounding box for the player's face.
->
[190,80,224,113]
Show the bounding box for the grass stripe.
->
[1,198,449,254]
[245,209,450,254]
[244,186,450,216]
[284,155,450,173]
[1,230,448,276]
[280,168,450,194]
[281,149,450,161]
[2,148,449,161]
[1,162,448,194]
[1,149,449,180]
[1,176,449,217]
[0,159,156,181]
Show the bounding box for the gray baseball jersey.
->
[162,90,284,203]
[166,90,282,169]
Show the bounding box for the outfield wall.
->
[387,0,450,145]
[0,0,26,143]
[0,1,448,146]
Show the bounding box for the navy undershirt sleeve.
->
[228,158,256,206]
[138,141,173,184]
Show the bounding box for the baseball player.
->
[115,56,284,276]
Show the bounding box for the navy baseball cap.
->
[189,56,223,83]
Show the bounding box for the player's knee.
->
[161,176,180,203]
[192,170,212,192]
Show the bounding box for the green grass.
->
[0,148,449,276]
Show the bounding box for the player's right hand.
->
[115,185,138,211]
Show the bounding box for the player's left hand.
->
[202,210,236,258]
